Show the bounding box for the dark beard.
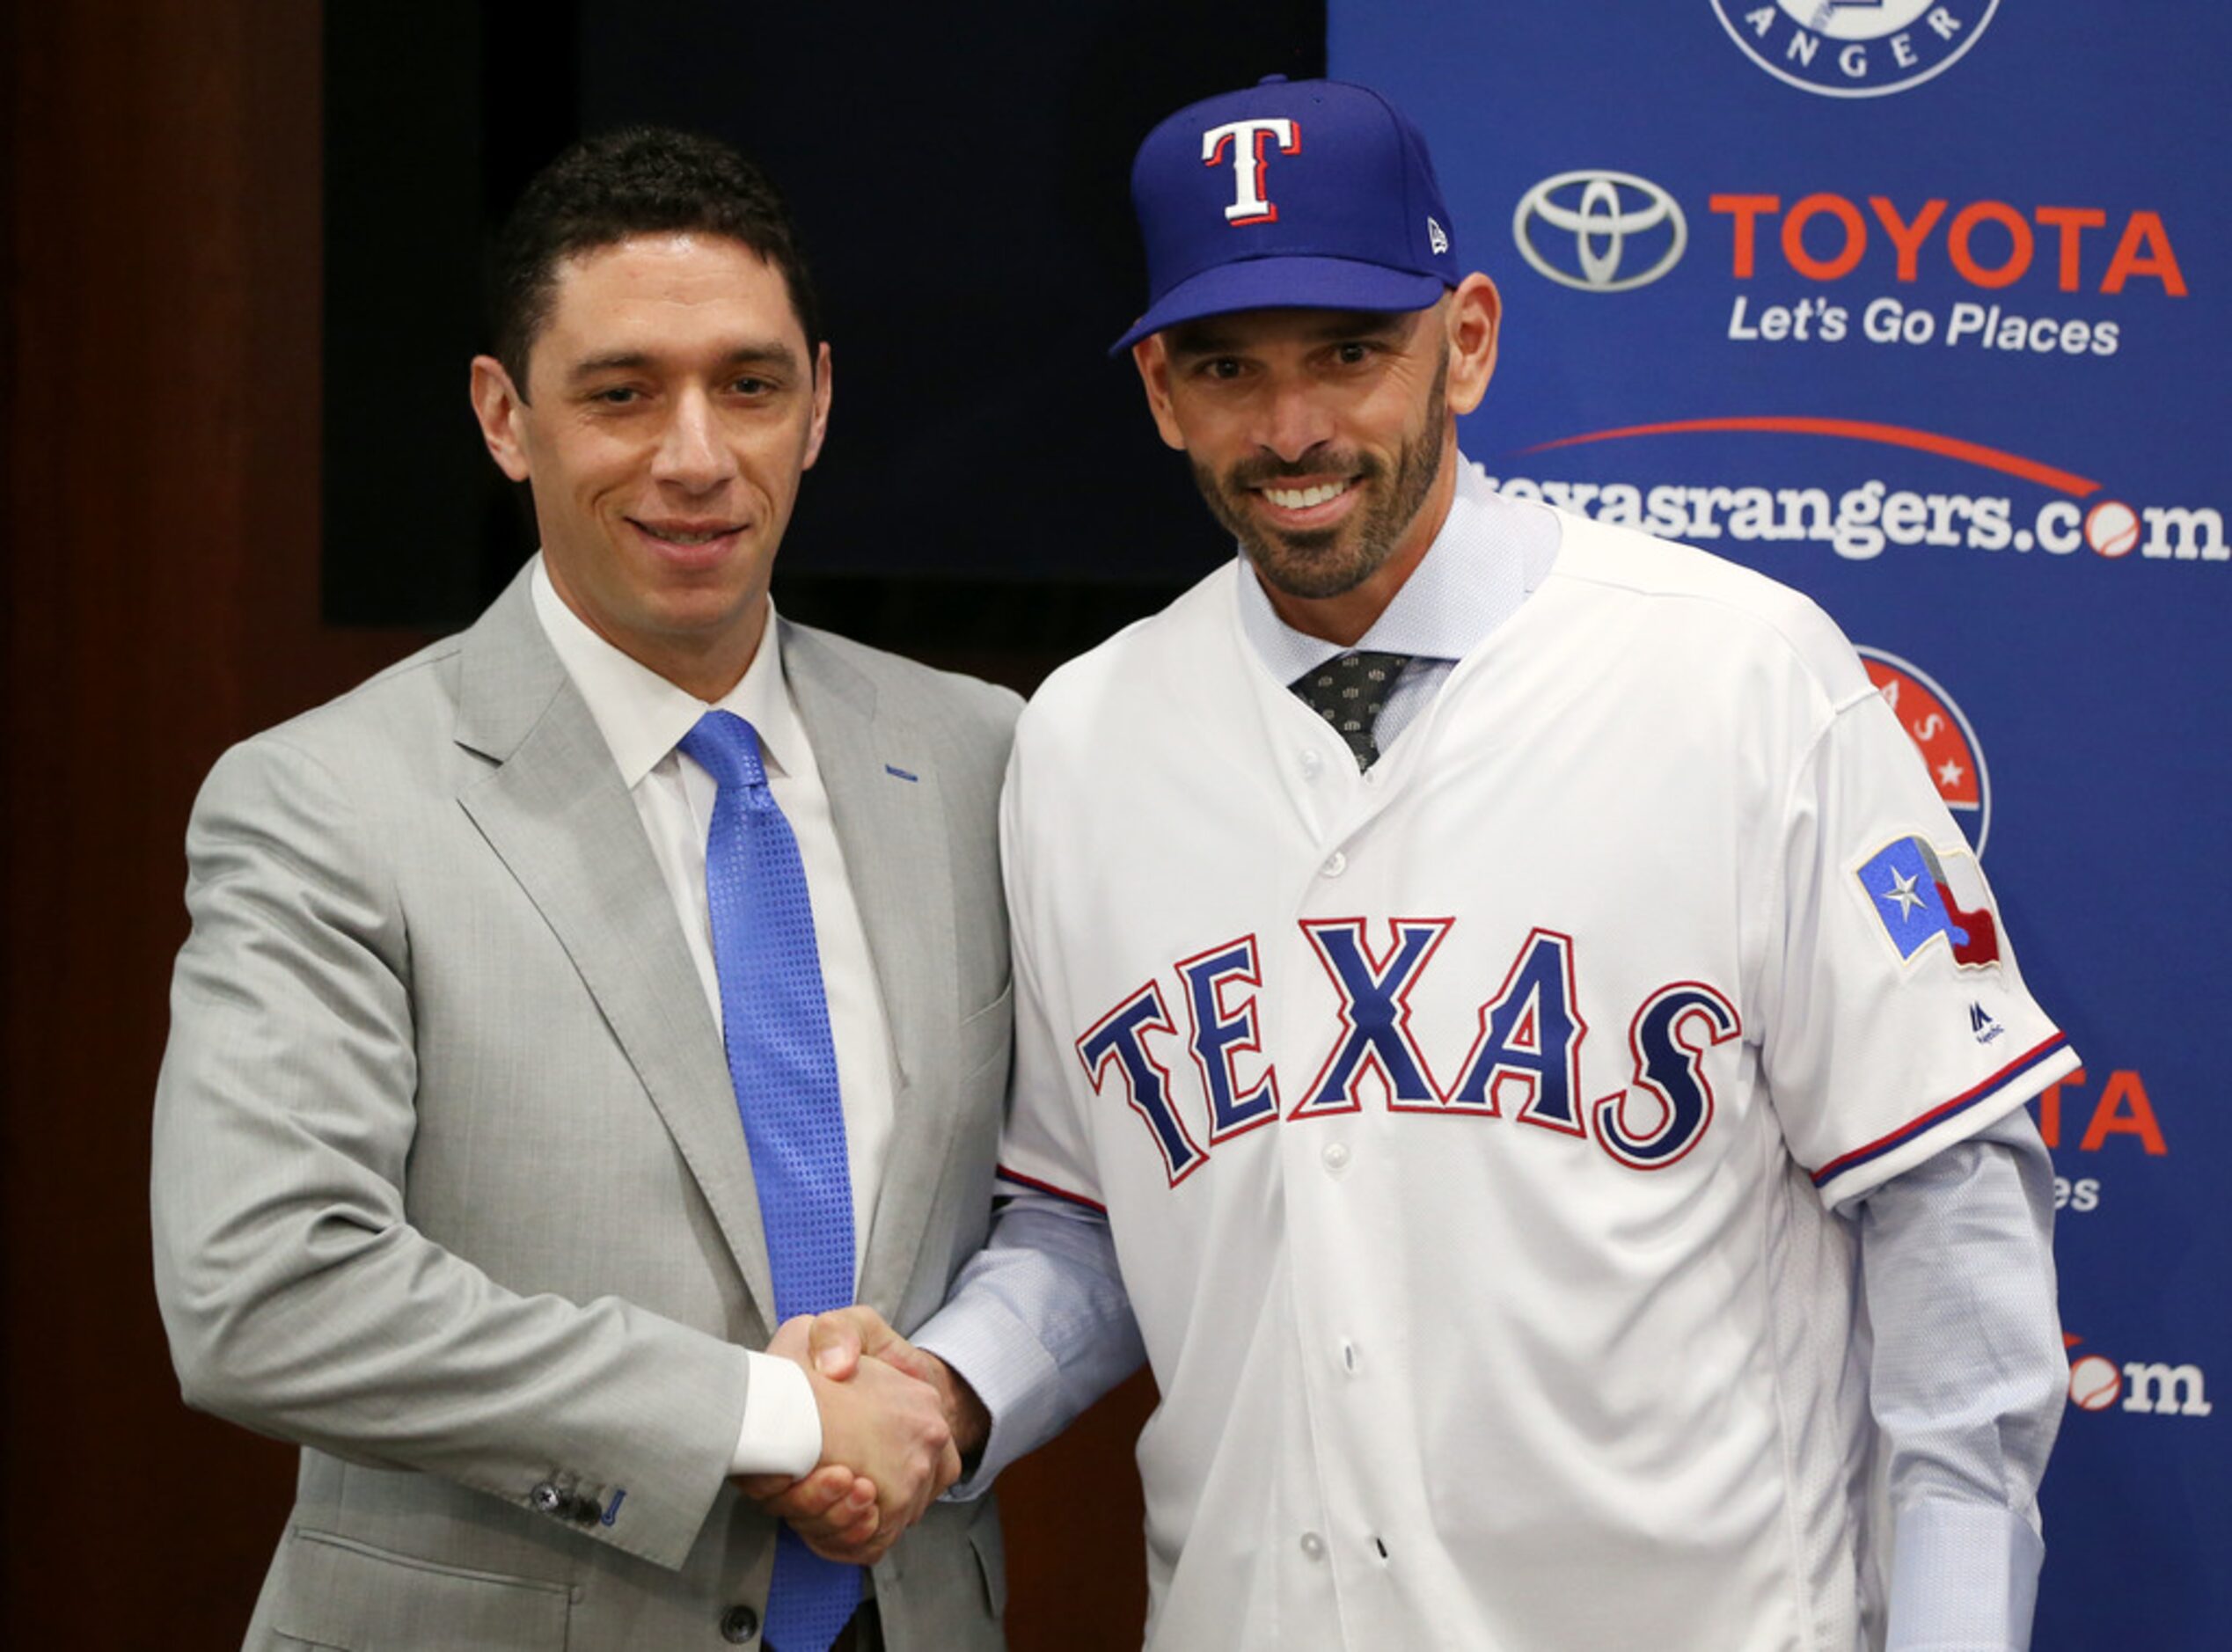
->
[1189,348,1449,602]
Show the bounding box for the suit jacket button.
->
[719,1604,760,1643]
[528,1480,563,1515]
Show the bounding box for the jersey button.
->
[1299,1531,1327,1561]
[1321,851,1347,877]
[1322,1142,1350,1173]
[1300,749,1323,778]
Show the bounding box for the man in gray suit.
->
[151,128,1014,1650]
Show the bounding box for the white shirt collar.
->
[1235,456,1555,683]
[529,556,809,786]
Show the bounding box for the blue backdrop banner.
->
[1332,5,2226,1646]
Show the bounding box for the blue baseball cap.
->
[1111,76,1460,354]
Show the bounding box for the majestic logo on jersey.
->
[1710,2,2001,99]
[1072,918,1738,1188]
[1204,117,1300,225]
[1857,647,1991,854]
[1968,1000,2004,1044]
[1855,836,2001,968]
[1512,171,1687,292]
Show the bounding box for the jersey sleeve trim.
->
[1810,1032,2073,1189]
[995,1164,1108,1215]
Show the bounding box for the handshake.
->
[737,1308,990,1565]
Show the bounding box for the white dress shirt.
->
[532,559,890,1477]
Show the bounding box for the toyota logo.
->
[1512,171,1687,293]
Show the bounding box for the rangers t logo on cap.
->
[1113,76,1463,352]
[1203,117,1300,225]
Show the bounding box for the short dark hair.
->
[487,126,823,394]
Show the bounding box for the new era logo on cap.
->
[1113,76,1461,353]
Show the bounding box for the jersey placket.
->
[1267,735,1441,1648]
[1225,574,1504,1644]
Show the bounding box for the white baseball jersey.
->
[994,504,2075,1650]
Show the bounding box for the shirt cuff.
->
[916,1292,1064,1501]
[728,1350,822,1479]
[1885,1497,2044,1651]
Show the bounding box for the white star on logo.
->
[1878,866,1926,920]
[1936,758,1965,788]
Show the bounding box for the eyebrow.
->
[564,340,804,382]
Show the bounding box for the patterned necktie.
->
[680,710,860,1652]
[1290,651,1412,771]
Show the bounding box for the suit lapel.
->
[453,571,780,1328]
[782,623,960,1312]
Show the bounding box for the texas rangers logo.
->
[1855,836,2001,969]
[1711,2,2001,99]
[1204,117,1299,225]
[1857,647,1991,854]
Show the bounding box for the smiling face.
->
[1133,274,1501,644]
[470,231,830,698]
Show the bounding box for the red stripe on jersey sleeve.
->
[995,1164,1109,1214]
[1811,1032,2071,1187]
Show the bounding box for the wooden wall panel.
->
[4,3,428,1643]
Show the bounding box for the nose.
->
[1252,372,1336,464]
[650,389,735,491]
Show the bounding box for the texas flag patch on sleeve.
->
[1855,836,2001,968]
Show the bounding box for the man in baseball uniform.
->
[766,77,2074,1651]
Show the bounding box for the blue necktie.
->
[682,710,860,1652]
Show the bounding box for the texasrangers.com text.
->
[1482,468,2228,565]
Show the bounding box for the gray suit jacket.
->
[151,567,1019,1650]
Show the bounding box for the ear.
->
[1131,335,1189,451]
[801,340,833,471]
[1442,273,1501,417]
[469,355,533,482]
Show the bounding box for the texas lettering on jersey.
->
[1073,919,1744,1188]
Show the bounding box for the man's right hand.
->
[739,1309,986,1564]
[805,1306,992,1460]
[806,1350,962,1547]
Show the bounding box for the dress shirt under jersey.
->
[532,559,884,1479]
